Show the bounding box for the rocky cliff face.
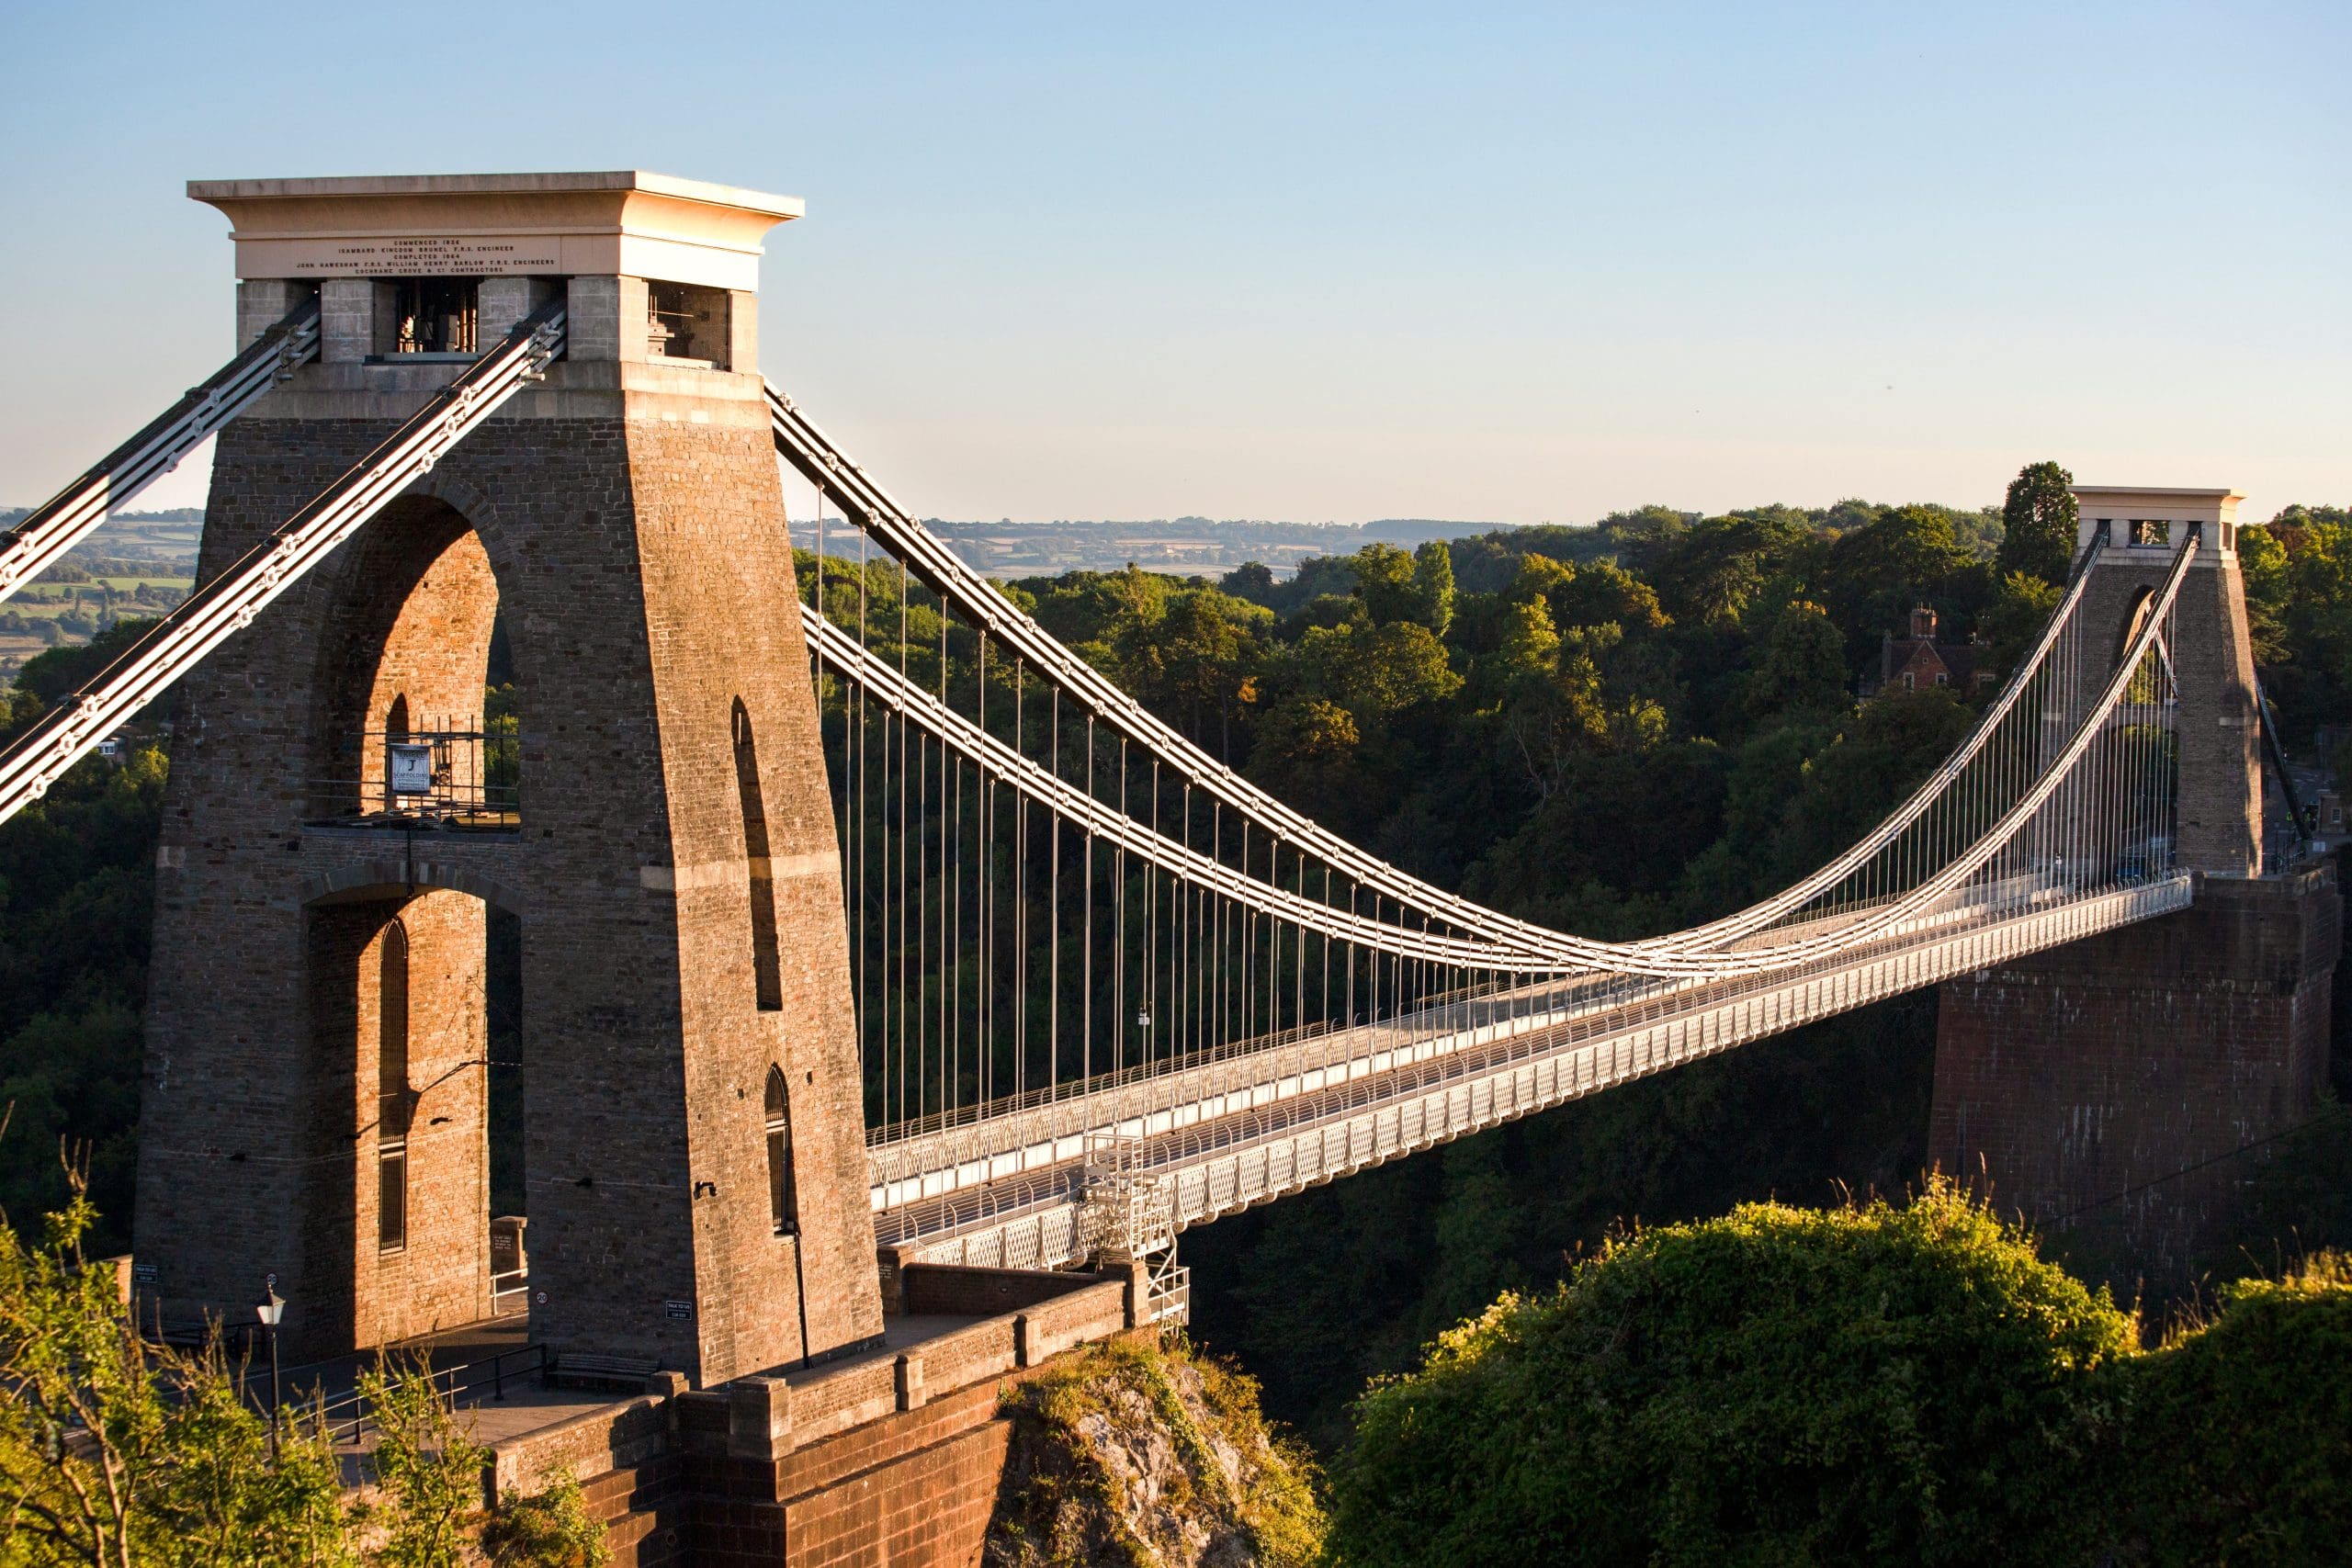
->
[986,1337,1324,1568]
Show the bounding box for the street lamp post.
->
[254,1283,285,1458]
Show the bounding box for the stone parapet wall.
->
[900,1260,1113,1317]
[673,1267,1129,1462]
[487,1393,672,1506]
[503,1267,1142,1564]
[915,1315,1021,1403]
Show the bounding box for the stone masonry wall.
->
[357,889,491,1344]
[479,1268,1143,1567]
[1931,865,2339,1292]
[135,349,881,1373]
[626,412,883,1379]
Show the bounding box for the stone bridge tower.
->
[2065,489,2263,875]
[133,173,884,1381]
[1932,485,2340,1294]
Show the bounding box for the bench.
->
[548,1352,662,1392]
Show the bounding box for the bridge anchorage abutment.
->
[1932,486,2341,1296]
[133,173,885,1382]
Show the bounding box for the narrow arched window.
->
[378,920,411,1253]
[764,1065,797,1236]
[386,694,410,738]
[733,699,784,1011]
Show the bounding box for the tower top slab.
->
[2072,484,2246,565]
[2071,485,2245,525]
[188,170,802,292]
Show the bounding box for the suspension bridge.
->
[0,173,2325,1403]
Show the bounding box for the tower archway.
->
[284,491,524,1350]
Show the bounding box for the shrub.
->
[2116,1252,2352,1564]
[1329,1182,2135,1567]
[0,1165,607,1567]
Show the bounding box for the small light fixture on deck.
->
[254,1282,285,1456]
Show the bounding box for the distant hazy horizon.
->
[3,3,2343,525]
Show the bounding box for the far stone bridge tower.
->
[1933,487,2339,1290]
[134,174,884,1381]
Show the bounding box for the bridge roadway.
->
[872,874,2194,1269]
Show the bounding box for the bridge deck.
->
[878,875,2192,1269]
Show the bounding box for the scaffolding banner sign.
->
[387,742,435,796]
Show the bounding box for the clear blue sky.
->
[2,2,2343,525]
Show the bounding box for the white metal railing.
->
[866,860,2175,1211]
[492,1268,529,1314]
[1146,1264,1191,1325]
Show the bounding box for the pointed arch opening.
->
[733,699,785,1012]
[764,1064,797,1236]
[309,496,521,830]
[378,919,412,1253]
[2116,586,2158,675]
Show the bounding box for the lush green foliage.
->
[2116,1253,2352,1564]
[474,1473,607,1568]
[1329,1185,2134,1567]
[0,1180,606,1566]
[0,1179,351,1567]
[1326,1198,2352,1566]
[0,754,164,1257]
[1998,460,2079,586]
[0,623,176,1254]
[2243,504,2352,753]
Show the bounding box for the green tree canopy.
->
[1351,543,1419,626]
[1287,619,1462,722]
[1409,540,1456,636]
[1977,570,2063,684]
[1744,601,1849,722]
[1351,541,1456,634]
[1996,460,2079,586]
[1246,696,1363,829]
[1650,510,1811,627]
[1330,1185,2135,1568]
[2119,1253,2352,1563]
[1818,504,1982,667]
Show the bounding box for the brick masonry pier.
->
[1931,864,2341,1293]
[482,1261,1154,1567]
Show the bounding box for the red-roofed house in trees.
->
[1876,606,1991,695]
